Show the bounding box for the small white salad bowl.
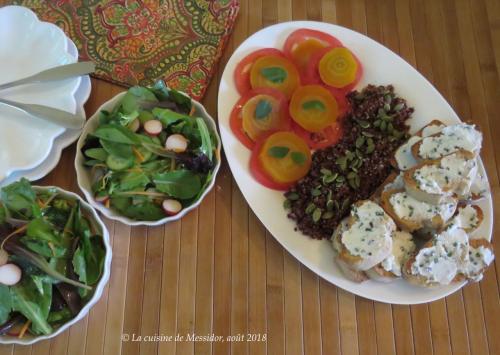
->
[75,91,222,227]
[0,186,112,345]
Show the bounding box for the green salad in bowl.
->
[75,81,221,225]
[0,179,111,344]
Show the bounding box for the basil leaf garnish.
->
[268,146,290,158]
[255,99,273,119]
[302,100,326,111]
[260,67,287,83]
[291,151,307,165]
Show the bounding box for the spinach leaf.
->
[149,80,192,113]
[153,170,201,199]
[0,285,11,324]
[84,148,108,162]
[196,117,213,161]
[120,86,158,114]
[73,204,105,286]
[21,237,67,258]
[0,178,36,219]
[47,307,72,324]
[100,139,133,158]
[10,278,52,335]
[92,124,141,145]
[118,171,150,191]
[23,218,71,258]
[111,197,165,221]
[152,107,188,126]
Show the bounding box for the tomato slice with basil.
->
[249,55,300,98]
[250,131,312,190]
[291,89,347,150]
[292,121,343,150]
[284,29,343,77]
[230,88,290,149]
[289,85,340,132]
[234,48,285,95]
[304,46,362,95]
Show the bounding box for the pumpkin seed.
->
[355,136,365,148]
[384,94,392,104]
[283,199,291,209]
[326,200,334,211]
[366,144,375,154]
[320,168,332,176]
[334,200,340,210]
[358,120,370,128]
[347,171,358,180]
[336,156,347,171]
[341,198,351,211]
[322,211,334,219]
[361,131,375,137]
[374,119,381,127]
[311,188,321,197]
[336,175,345,183]
[380,121,387,131]
[287,192,299,200]
[394,102,404,111]
[327,190,333,202]
[392,129,403,139]
[323,174,336,184]
[305,203,316,214]
[312,208,322,222]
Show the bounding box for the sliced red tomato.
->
[284,29,343,78]
[250,131,312,190]
[292,120,343,150]
[304,46,362,95]
[249,55,300,98]
[234,48,285,95]
[289,85,339,132]
[230,88,289,149]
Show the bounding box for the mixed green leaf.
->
[0,179,106,337]
[82,81,218,221]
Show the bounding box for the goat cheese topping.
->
[418,124,482,160]
[383,172,405,192]
[412,153,477,195]
[463,246,495,281]
[447,205,480,231]
[341,201,395,258]
[421,123,446,137]
[389,192,457,224]
[395,136,421,171]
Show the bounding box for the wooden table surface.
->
[1,0,500,354]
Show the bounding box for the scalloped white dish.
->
[0,6,82,182]
[0,37,91,187]
[75,92,222,227]
[217,21,493,304]
[0,186,112,345]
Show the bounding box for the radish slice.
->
[0,249,8,266]
[0,263,22,286]
[128,118,140,132]
[144,120,163,136]
[162,199,182,216]
[95,195,109,203]
[165,134,188,153]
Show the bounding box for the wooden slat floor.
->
[1,0,499,354]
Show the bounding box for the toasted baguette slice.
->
[335,200,395,271]
[332,219,369,283]
[380,189,457,232]
[413,119,446,137]
[403,227,473,287]
[404,150,477,205]
[411,123,482,162]
[459,172,490,203]
[460,238,495,282]
[392,120,447,171]
[371,171,404,201]
[367,231,416,282]
[445,204,483,234]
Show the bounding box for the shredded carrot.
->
[132,146,144,162]
[48,242,56,256]
[189,106,196,116]
[18,320,31,339]
[105,199,111,209]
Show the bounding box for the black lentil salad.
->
[284,85,414,239]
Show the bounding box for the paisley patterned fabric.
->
[2,0,239,100]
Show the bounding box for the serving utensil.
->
[0,61,95,91]
[0,97,84,129]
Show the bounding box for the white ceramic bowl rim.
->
[75,91,222,226]
[0,186,112,345]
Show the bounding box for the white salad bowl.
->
[75,92,222,227]
[0,6,82,183]
[0,186,112,345]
